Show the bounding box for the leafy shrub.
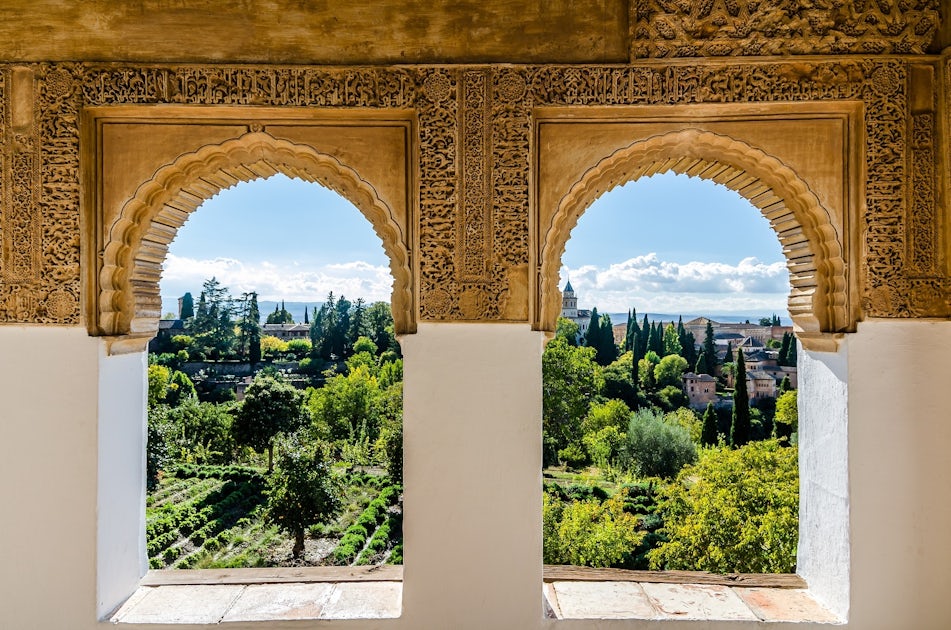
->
[543,491,644,568]
[648,440,798,573]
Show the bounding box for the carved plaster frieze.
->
[631,0,940,58]
[0,65,81,324]
[0,57,944,331]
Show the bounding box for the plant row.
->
[332,483,402,565]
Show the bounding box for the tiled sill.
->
[110,566,839,624]
[109,567,402,624]
[543,566,838,623]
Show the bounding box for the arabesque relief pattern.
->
[0,58,946,327]
[631,0,940,58]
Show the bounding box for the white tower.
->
[561,279,578,319]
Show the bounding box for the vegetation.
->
[146,279,404,569]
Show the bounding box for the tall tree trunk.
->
[293,529,305,558]
[267,442,274,473]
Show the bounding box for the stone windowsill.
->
[110,567,839,624]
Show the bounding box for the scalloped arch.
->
[98,132,413,342]
[538,129,850,340]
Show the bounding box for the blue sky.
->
[160,172,790,317]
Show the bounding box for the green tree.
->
[265,441,341,558]
[237,292,262,363]
[147,364,172,408]
[601,352,637,409]
[581,398,631,436]
[680,330,698,369]
[187,278,236,359]
[165,399,235,464]
[366,301,398,356]
[654,354,688,389]
[701,402,718,446]
[542,337,603,466]
[662,322,682,357]
[555,317,580,345]
[165,370,196,407]
[648,440,799,573]
[774,390,798,444]
[233,374,306,472]
[724,341,734,364]
[594,313,618,365]
[266,301,294,324]
[783,334,798,367]
[180,292,194,319]
[731,348,751,447]
[622,409,697,479]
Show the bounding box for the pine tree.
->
[731,347,751,447]
[180,292,194,319]
[701,401,718,446]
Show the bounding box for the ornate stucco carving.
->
[98,132,413,343]
[539,129,846,338]
[631,1,940,58]
[0,56,945,332]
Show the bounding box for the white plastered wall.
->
[1,321,950,629]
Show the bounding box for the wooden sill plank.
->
[141,565,404,586]
[542,565,806,589]
[142,565,804,589]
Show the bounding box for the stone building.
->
[1,2,950,629]
[682,372,717,409]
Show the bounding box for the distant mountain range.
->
[163,296,791,327]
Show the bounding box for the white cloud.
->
[561,254,790,314]
[161,254,393,303]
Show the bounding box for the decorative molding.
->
[0,56,944,329]
[98,131,413,342]
[539,129,846,338]
[631,1,940,59]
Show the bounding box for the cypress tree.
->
[304,306,309,325]
[681,330,697,368]
[779,374,792,394]
[248,293,261,365]
[778,332,790,367]
[638,313,650,356]
[725,341,734,364]
[180,292,194,319]
[785,336,798,367]
[649,322,664,356]
[625,308,640,353]
[584,307,601,349]
[731,347,751,447]
[702,320,717,376]
[701,401,718,446]
[595,313,618,366]
[695,350,707,376]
